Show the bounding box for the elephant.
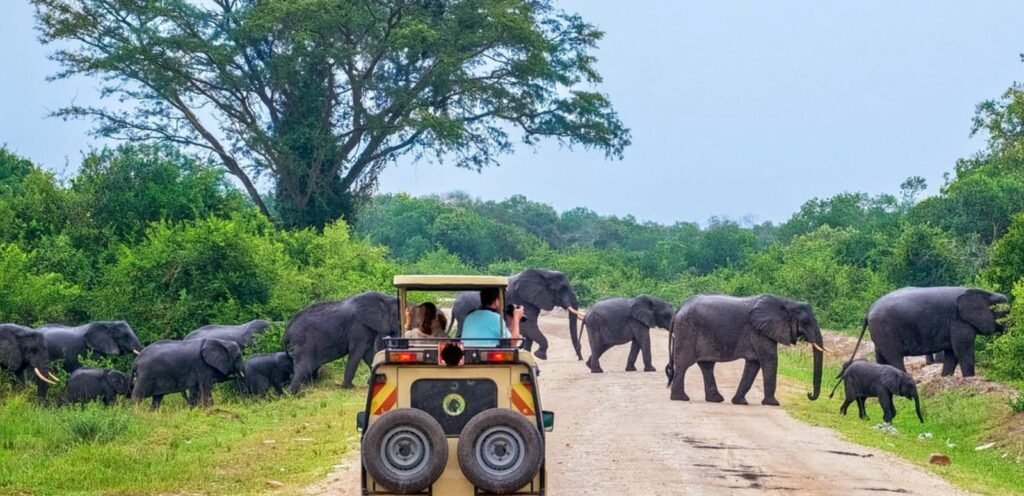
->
[65,368,131,406]
[284,291,400,393]
[451,269,584,360]
[832,360,924,424]
[238,352,293,397]
[37,321,143,373]
[0,323,59,397]
[583,296,674,373]
[184,319,272,349]
[131,338,244,409]
[667,294,824,406]
[848,287,1009,377]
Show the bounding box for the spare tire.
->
[458,408,544,494]
[362,409,448,493]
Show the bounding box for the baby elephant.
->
[238,352,293,397]
[65,368,131,406]
[833,360,924,424]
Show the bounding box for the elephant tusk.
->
[569,308,586,318]
[47,371,60,382]
[35,368,58,385]
[133,349,141,355]
[811,342,830,353]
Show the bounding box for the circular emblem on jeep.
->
[442,393,466,417]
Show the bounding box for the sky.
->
[2,1,1024,225]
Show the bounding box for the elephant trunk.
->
[807,345,823,400]
[914,393,925,423]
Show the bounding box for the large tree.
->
[33,0,630,227]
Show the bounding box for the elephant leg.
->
[588,344,606,374]
[697,361,724,403]
[625,340,640,371]
[186,386,199,407]
[35,381,48,402]
[521,322,548,360]
[342,343,368,389]
[760,354,780,406]
[878,392,896,423]
[289,359,317,394]
[731,360,760,405]
[639,330,655,372]
[951,337,976,377]
[924,353,936,365]
[670,352,696,402]
[151,395,163,411]
[875,348,906,372]
[856,398,868,420]
[941,351,959,376]
[840,397,853,416]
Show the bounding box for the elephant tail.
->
[665,322,676,388]
[828,360,853,399]
[845,317,869,368]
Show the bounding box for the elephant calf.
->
[132,338,244,409]
[65,368,131,406]
[833,360,924,424]
[238,352,293,397]
[584,296,674,373]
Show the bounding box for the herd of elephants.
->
[0,268,1010,424]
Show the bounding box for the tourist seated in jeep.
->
[403,302,446,339]
[462,287,523,346]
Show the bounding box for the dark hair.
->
[419,302,438,335]
[480,287,500,307]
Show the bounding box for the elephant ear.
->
[84,324,120,355]
[631,296,657,328]
[957,290,997,333]
[105,371,130,395]
[879,367,902,394]
[749,296,797,345]
[0,327,23,370]
[510,269,557,310]
[361,293,400,336]
[200,340,232,376]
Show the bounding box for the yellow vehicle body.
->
[357,275,551,495]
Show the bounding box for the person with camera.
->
[462,287,523,346]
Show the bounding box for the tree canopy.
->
[32,0,630,228]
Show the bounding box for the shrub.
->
[0,243,82,324]
[64,403,132,444]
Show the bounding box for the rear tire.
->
[458,408,544,494]
[362,409,448,493]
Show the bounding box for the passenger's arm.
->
[509,306,524,339]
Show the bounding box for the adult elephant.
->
[667,294,825,405]
[131,338,244,409]
[284,292,400,393]
[451,269,584,360]
[0,324,59,397]
[36,321,143,373]
[848,287,1008,377]
[184,319,271,349]
[583,296,674,373]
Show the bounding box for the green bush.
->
[64,403,132,444]
[984,280,1024,382]
[0,243,82,324]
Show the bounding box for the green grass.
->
[778,347,1024,496]
[0,367,366,496]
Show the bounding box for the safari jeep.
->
[356,275,553,495]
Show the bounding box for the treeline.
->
[0,145,395,349]
[4,91,1024,383]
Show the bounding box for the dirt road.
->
[306,313,969,495]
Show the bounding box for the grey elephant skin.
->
[65,368,131,406]
[131,338,244,409]
[834,360,924,424]
[238,352,293,397]
[284,292,400,393]
[451,269,582,360]
[0,323,58,398]
[37,321,143,373]
[668,294,824,405]
[184,319,272,349]
[583,296,674,373]
[850,287,1008,377]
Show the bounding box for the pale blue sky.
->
[2,1,1024,224]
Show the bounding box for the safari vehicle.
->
[356,275,553,495]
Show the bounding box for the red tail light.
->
[387,350,433,364]
[480,350,517,363]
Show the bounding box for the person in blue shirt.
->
[462,287,523,346]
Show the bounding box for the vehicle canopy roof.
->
[392,275,508,291]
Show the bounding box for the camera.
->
[505,304,527,322]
